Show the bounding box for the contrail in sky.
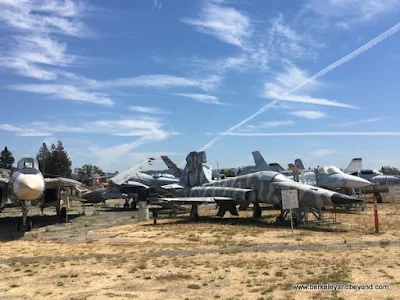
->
[199,22,400,151]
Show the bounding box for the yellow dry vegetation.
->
[0,202,399,300]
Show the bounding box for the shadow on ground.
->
[144,213,348,233]
[0,213,81,241]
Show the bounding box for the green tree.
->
[36,142,50,173]
[76,164,105,182]
[380,166,400,175]
[219,169,235,178]
[0,146,15,169]
[38,141,72,177]
[225,170,236,177]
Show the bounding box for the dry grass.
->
[0,202,399,299]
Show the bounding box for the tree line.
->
[0,142,105,183]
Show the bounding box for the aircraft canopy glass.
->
[317,166,343,175]
[17,157,39,170]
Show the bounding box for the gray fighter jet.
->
[0,157,84,231]
[344,158,400,202]
[293,158,371,190]
[80,157,181,209]
[153,151,363,225]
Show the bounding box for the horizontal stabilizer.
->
[269,163,285,172]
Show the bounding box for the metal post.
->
[290,208,294,233]
[373,196,379,233]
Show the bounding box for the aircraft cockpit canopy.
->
[17,157,39,170]
[317,166,343,175]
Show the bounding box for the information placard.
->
[281,189,299,210]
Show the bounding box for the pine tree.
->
[36,143,50,173]
[36,141,72,177]
[53,141,72,177]
[0,146,15,169]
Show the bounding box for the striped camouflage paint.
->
[177,151,362,208]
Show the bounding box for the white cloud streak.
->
[289,110,328,119]
[308,0,400,23]
[266,14,322,60]
[329,118,387,127]
[0,118,176,139]
[0,124,52,137]
[86,74,222,92]
[173,93,223,105]
[128,106,168,114]
[7,84,114,106]
[225,132,400,137]
[181,0,252,48]
[199,22,400,151]
[240,120,295,132]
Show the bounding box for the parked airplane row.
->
[1,151,398,231]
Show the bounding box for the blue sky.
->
[1,0,400,172]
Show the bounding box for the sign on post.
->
[281,189,299,232]
[281,189,299,210]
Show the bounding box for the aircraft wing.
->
[44,177,87,189]
[150,196,237,205]
[110,157,157,185]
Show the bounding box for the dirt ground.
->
[0,199,399,300]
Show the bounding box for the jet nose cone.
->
[344,175,371,188]
[14,174,45,200]
[331,193,363,206]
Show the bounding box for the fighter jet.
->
[293,158,371,190]
[152,151,363,225]
[80,157,181,209]
[344,158,400,202]
[0,157,85,231]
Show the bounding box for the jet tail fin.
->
[294,159,305,170]
[344,158,362,174]
[161,156,182,178]
[252,151,272,171]
[179,151,212,187]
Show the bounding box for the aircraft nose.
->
[343,174,371,188]
[331,193,364,206]
[14,174,45,200]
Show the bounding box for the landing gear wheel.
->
[291,217,299,227]
[17,218,33,232]
[375,193,383,203]
[276,216,283,223]
[26,219,33,231]
[60,207,67,220]
[123,202,129,209]
[130,201,137,210]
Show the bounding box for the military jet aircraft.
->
[293,158,371,190]
[0,157,84,231]
[80,157,181,209]
[152,151,363,225]
[344,158,400,202]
